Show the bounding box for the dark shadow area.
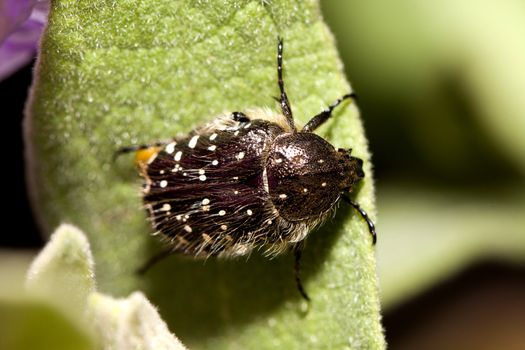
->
[384,261,525,350]
[0,62,43,248]
[354,68,522,187]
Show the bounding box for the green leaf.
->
[26,1,384,348]
[0,300,94,350]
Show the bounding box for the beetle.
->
[117,38,376,300]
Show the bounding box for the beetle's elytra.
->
[118,38,376,300]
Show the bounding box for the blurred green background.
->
[321,0,525,349]
[1,1,525,349]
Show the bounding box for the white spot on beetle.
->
[303,188,308,193]
[202,198,210,205]
[247,209,253,216]
[176,215,182,221]
[262,168,269,193]
[233,176,239,180]
[199,169,205,175]
[221,224,227,231]
[160,180,168,188]
[236,151,245,160]
[234,190,239,195]
[174,151,182,162]
[208,145,217,151]
[212,160,219,166]
[318,159,324,164]
[161,203,171,211]
[219,210,226,216]
[159,170,165,175]
[243,122,251,129]
[322,182,327,187]
[275,158,283,164]
[199,174,207,181]
[184,225,192,233]
[147,153,158,164]
[165,142,176,154]
[188,135,199,149]
[234,130,240,136]
[209,133,218,141]
[279,194,287,199]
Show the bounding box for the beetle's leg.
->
[113,141,167,161]
[342,194,377,245]
[231,111,250,123]
[294,244,310,301]
[277,37,297,132]
[136,247,173,275]
[302,93,356,133]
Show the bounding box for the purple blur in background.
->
[0,0,48,80]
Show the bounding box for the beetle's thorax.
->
[264,132,364,222]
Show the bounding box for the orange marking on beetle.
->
[135,147,161,167]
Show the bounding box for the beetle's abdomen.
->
[141,119,291,256]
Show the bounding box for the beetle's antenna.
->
[341,194,377,245]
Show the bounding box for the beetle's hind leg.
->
[342,194,377,245]
[136,247,174,275]
[293,244,310,301]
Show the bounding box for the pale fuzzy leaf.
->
[26,223,96,317]
[88,291,186,350]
